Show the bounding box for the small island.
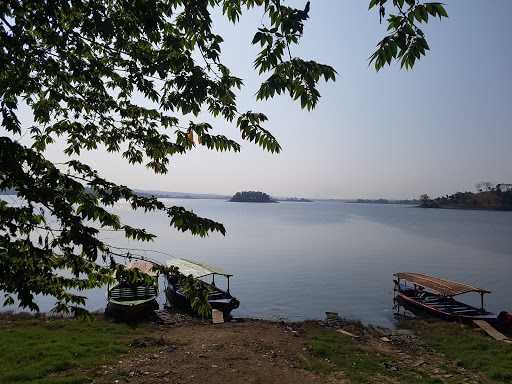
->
[229,191,277,203]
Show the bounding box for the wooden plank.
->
[336,329,359,338]
[212,309,224,324]
[473,320,509,342]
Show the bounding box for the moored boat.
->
[106,260,159,317]
[394,272,497,323]
[164,258,239,319]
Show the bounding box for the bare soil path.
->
[108,320,332,384]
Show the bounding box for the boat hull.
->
[165,282,239,319]
[397,290,496,323]
[106,281,159,319]
[105,298,159,318]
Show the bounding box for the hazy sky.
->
[14,1,512,199]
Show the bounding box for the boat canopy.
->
[395,272,490,297]
[167,258,232,278]
[126,260,158,276]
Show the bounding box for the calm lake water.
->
[6,199,512,327]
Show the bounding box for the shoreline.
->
[419,205,512,212]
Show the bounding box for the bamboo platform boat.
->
[394,272,497,323]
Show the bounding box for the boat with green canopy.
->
[164,258,239,319]
[106,260,159,317]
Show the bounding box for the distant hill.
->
[420,189,512,211]
[229,191,276,203]
[0,188,15,195]
[2,187,316,203]
[1,188,230,200]
[277,197,313,202]
[134,190,229,200]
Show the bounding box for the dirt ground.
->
[104,319,331,384]
[3,310,509,384]
[94,315,494,384]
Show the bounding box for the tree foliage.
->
[369,0,448,70]
[475,181,494,193]
[0,0,446,314]
[421,189,512,211]
[230,191,275,203]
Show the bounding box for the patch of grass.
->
[0,317,152,384]
[301,330,442,384]
[411,321,512,384]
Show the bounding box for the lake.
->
[6,199,512,327]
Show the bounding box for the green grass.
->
[0,317,152,384]
[300,330,443,384]
[411,321,512,384]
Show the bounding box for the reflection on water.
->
[3,199,512,328]
[393,297,418,322]
[392,286,435,323]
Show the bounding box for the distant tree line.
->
[0,188,15,195]
[280,197,313,202]
[419,182,512,211]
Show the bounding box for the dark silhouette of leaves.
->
[0,0,334,313]
[0,0,446,313]
[368,1,448,71]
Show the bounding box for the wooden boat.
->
[106,260,159,317]
[394,272,497,323]
[164,258,239,319]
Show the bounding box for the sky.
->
[13,1,512,199]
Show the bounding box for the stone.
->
[162,345,177,353]
[391,329,414,336]
[412,360,426,367]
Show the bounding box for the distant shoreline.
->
[420,189,512,211]
[419,205,512,212]
[346,199,419,205]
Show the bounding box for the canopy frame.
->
[166,258,233,293]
